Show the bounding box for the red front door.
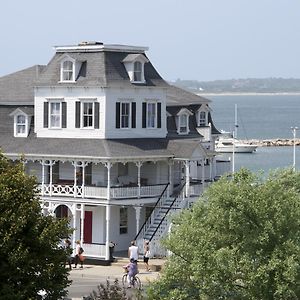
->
[84,211,93,243]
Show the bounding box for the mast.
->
[232,104,238,174]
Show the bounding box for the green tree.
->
[0,152,71,299]
[147,169,300,300]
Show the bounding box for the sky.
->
[1,0,300,81]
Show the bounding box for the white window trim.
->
[14,114,28,137]
[146,101,157,129]
[120,101,131,129]
[178,113,190,135]
[60,58,76,82]
[49,100,62,129]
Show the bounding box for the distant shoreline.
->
[197,92,300,96]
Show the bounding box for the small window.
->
[61,60,74,81]
[179,114,188,133]
[50,102,61,128]
[199,111,206,126]
[16,115,26,134]
[133,61,142,81]
[120,207,128,234]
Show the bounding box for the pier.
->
[241,138,300,147]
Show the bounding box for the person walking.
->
[74,240,84,268]
[143,240,151,271]
[128,240,139,261]
[64,239,72,270]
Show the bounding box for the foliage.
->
[88,279,143,300]
[0,152,71,299]
[147,168,300,300]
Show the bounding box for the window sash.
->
[50,102,61,128]
[147,102,156,128]
[199,111,206,126]
[62,61,74,81]
[179,114,188,133]
[121,102,130,128]
[133,61,142,81]
[16,115,26,134]
[119,207,128,234]
[83,102,94,128]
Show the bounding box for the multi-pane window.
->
[120,207,128,234]
[133,61,142,81]
[62,60,74,81]
[199,111,206,126]
[179,114,188,133]
[16,115,26,134]
[121,102,130,128]
[83,102,93,128]
[50,102,61,128]
[147,102,156,128]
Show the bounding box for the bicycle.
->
[122,272,142,290]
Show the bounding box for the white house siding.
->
[91,164,107,186]
[34,87,105,139]
[104,88,168,139]
[59,162,74,180]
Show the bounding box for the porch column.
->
[81,161,88,198]
[135,161,143,198]
[80,204,85,243]
[105,162,112,261]
[209,158,213,181]
[201,159,205,184]
[134,206,142,235]
[72,204,77,254]
[168,161,174,197]
[72,162,78,198]
[184,160,190,197]
[49,160,55,196]
[41,160,45,196]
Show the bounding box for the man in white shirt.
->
[128,240,139,261]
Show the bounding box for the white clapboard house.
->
[0,41,230,262]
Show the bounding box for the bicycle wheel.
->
[133,276,142,290]
[122,274,128,286]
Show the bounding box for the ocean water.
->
[208,94,300,173]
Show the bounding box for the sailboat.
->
[215,104,258,153]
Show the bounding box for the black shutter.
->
[62,102,67,128]
[157,102,161,128]
[94,102,100,129]
[116,102,120,128]
[75,101,81,128]
[131,102,136,128]
[43,102,48,128]
[142,102,146,128]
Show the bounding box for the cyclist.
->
[123,258,138,288]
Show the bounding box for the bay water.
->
[208,94,300,173]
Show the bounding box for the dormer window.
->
[61,60,74,81]
[10,108,32,137]
[16,115,26,135]
[197,105,210,127]
[179,114,188,133]
[176,108,192,135]
[122,54,149,83]
[133,61,142,81]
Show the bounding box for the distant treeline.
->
[172,78,300,93]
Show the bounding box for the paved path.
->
[66,258,164,299]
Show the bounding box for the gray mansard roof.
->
[0,105,212,161]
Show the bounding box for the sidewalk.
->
[66,258,165,299]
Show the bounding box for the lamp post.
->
[291,126,298,171]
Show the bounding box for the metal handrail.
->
[134,182,169,241]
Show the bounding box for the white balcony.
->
[40,183,167,200]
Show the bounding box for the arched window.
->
[133,61,142,81]
[61,60,74,81]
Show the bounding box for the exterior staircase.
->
[135,182,187,257]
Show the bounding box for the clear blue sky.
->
[1,0,300,81]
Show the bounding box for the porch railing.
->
[82,243,106,259]
[40,183,167,200]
